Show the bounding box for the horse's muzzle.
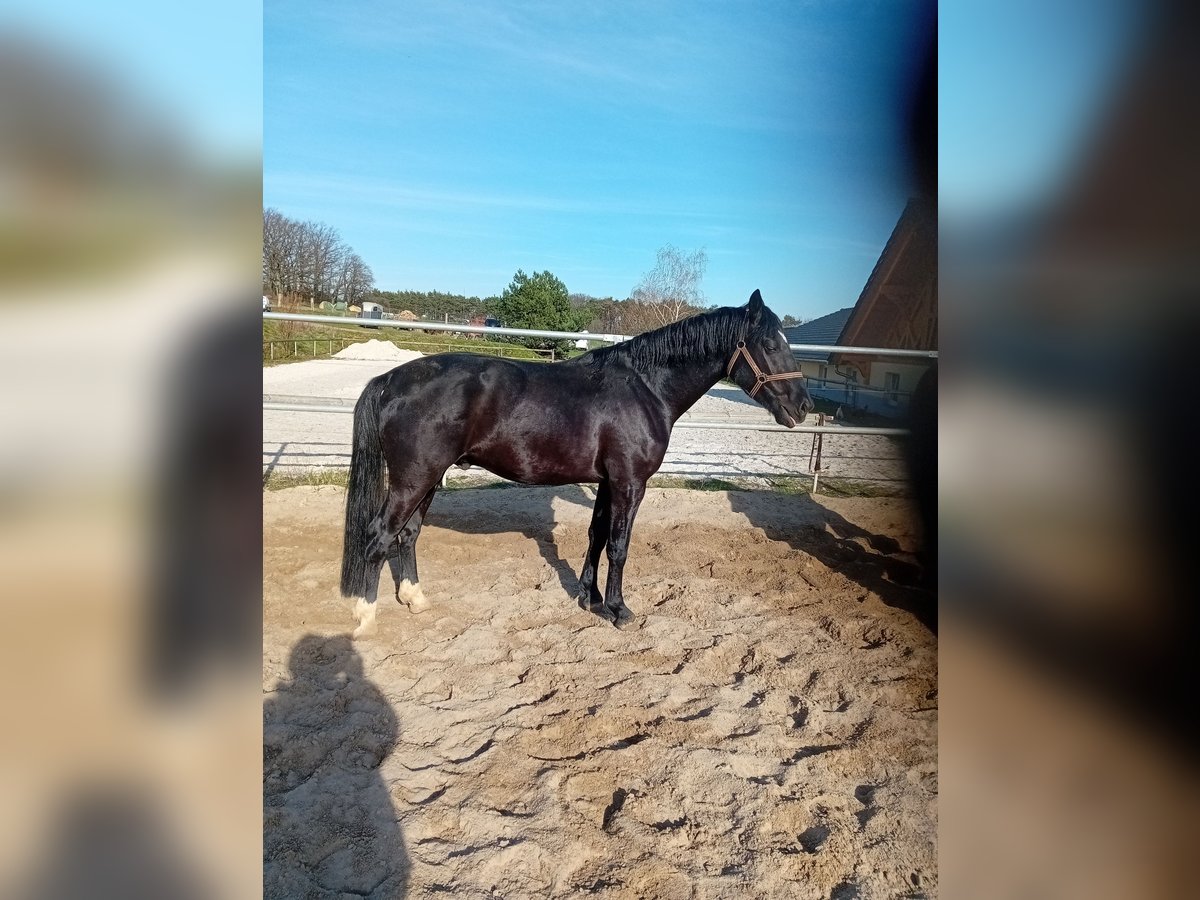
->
[777,394,812,428]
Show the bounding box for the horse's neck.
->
[647,352,730,422]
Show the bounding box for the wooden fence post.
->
[809,412,826,495]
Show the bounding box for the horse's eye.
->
[763,341,777,352]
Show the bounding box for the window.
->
[885,372,900,404]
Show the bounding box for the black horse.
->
[339,290,812,635]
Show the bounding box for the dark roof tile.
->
[783,308,854,361]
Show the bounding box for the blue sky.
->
[266,1,931,321]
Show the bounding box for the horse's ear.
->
[748,289,764,322]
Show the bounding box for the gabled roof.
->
[783,307,854,362]
[834,198,937,363]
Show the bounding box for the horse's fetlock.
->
[352,598,378,638]
[397,578,430,612]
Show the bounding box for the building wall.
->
[795,357,932,418]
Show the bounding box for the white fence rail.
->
[262,311,939,360]
[263,311,628,344]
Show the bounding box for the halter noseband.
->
[726,339,806,398]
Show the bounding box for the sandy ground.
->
[263,484,936,899]
[262,357,908,487]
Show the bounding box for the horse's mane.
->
[583,304,781,374]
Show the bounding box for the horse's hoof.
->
[397,579,431,613]
[610,606,634,629]
[352,620,377,639]
[582,599,614,623]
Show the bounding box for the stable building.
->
[784,198,936,419]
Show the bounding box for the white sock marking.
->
[397,578,430,612]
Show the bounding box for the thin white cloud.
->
[267,171,721,219]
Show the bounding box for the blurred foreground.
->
[940,1,1199,896]
[0,12,261,900]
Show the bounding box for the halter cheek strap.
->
[726,341,806,398]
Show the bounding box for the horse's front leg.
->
[601,480,646,628]
[578,480,611,613]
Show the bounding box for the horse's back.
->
[377,352,622,403]
[369,352,665,484]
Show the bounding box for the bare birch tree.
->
[299,222,343,309]
[263,209,375,308]
[630,245,708,326]
[263,208,306,301]
[340,252,374,308]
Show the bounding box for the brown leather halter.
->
[726,340,806,398]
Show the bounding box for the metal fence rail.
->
[263,311,628,344]
[263,312,930,485]
[263,311,939,360]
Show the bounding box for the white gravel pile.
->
[334,339,425,363]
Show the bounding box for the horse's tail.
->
[340,376,387,597]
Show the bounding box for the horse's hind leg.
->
[578,480,611,612]
[354,484,437,637]
[392,486,437,613]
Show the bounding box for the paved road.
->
[262,358,906,487]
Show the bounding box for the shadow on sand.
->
[411,482,599,602]
[403,482,934,633]
[727,490,936,633]
[264,634,410,899]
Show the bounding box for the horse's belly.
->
[471,458,602,486]
[465,435,601,485]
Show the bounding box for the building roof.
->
[783,307,854,362]
[834,198,936,369]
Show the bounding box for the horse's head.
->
[727,290,813,428]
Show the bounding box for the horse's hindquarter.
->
[374,356,485,478]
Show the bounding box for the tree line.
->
[263,209,804,344]
[263,208,375,309]
[368,245,715,337]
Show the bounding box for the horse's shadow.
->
[410,484,936,632]
[417,482,597,601]
[727,490,936,633]
[264,634,410,899]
